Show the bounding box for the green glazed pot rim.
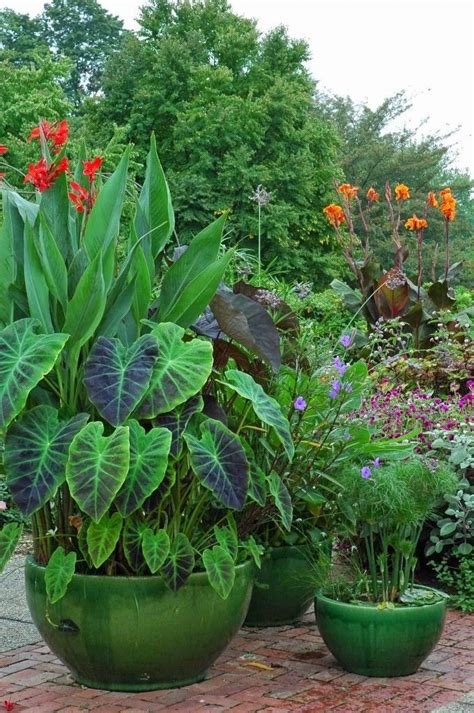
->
[316,584,448,611]
[26,554,252,584]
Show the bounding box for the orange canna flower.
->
[323,203,346,227]
[405,214,428,231]
[427,191,438,208]
[439,187,456,221]
[395,183,410,201]
[366,187,379,202]
[338,183,359,199]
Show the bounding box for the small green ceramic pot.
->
[245,544,321,626]
[315,586,447,677]
[25,556,253,691]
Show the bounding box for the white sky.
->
[5,0,474,175]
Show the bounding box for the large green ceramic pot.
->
[245,544,320,626]
[25,556,253,691]
[315,586,447,677]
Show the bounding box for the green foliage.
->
[431,557,474,613]
[336,460,459,603]
[81,0,340,281]
[44,546,76,603]
[427,485,474,558]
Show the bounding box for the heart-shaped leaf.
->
[115,420,172,516]
[45,546,77,604]
[162,533,195,591]
[137,323,213,418]
[0,523,23,573]
[243,535,263,569]
[66,422,130,523]
[5,407,88,516]
[210,286,281,372]
[224,370,294,461]
[142,528,170,573]
[123,516,148,572]
[214,524,238,560]
[268,472,293,531]
[154,395,203,457]
[84,335,159,426]
[185,419,249,510]
[242,440,267,507]
[0,319,68,429]
[203,545,235,599]
[86,512,123,569]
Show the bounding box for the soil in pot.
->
[315,586,448,677]
[25,556,253,691]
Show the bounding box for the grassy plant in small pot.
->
[315,459,459,677]
[0,123,293,691]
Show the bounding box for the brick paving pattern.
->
[0,609,472,712]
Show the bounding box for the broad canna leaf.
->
[5,406,88,516]
[84,335,159,426]
[154,395,203,457]
[0,319,68,429]
[142,528,170,574]
[24,223,54,333]
[44,546,76,604]
[268,472,293,531]
[158,251,233,328]
[0,523,23,573]
[37,216,68,313]
[123,515,148,572]
[203,545,235,600]
[136,323,213,418]
[162,533,195,591]
[115,420,172,516]
[66,422,130,523]
[0,202,16,325]
[97,279,137,339]
[185,418,249,510]
[224,370,294,461]
[63,251,106,351]
[136,133,174,258]
[40,172,70,261]
[87,512,123,569]
[83,149,130,262]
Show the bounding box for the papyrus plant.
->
[0,124,293,601]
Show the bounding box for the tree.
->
[82,0,341,284]
[0,1,125,104]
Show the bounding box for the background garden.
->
[0,0,473,688]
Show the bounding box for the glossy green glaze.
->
[245,545,320,626]
[315,587,447,677]
[25,557,253,691]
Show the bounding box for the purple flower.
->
[340,334,352,348]
[372,457,381,468]
[294,396,307,411]
[329,379,341,400]
[361,466,372,480]
[333,356,348,376]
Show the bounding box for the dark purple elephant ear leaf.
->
[4,405,89,516]
[162,533,195,591]
[84,335,159,426]
[184,419,249,510]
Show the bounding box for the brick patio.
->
[0,609,472,713]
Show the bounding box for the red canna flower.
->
[24,156,69,193]
[27,120,69,151]
[68,179,95,213]
[83,156,103,183]
[0,145,8,155]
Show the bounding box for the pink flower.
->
[0,501,7,511]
